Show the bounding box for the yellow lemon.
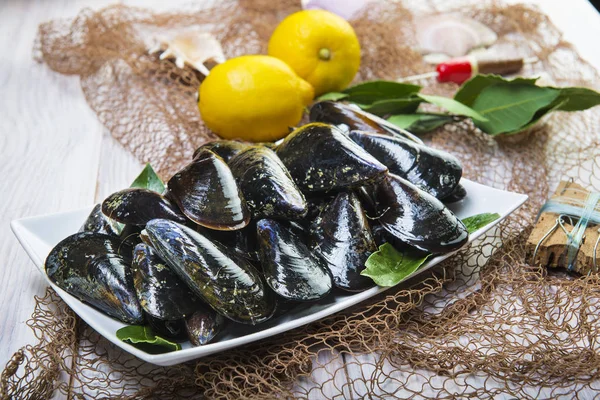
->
[199,55,314,142]
[268,9,361,96]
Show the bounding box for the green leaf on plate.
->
[360,97,422,116]
[361,243,431,287]
[317,92,349,101]
[387,113,455,134]
[469,84,560,135]
[130,163,166,193]
[454,74,539,107]
[341,80,421,104]
[116,325,181,354]
[461,212,501,233]
[418,94,488,122]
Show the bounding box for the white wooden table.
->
[2,0,600,398]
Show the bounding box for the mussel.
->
[102,188,186,226]
[375,174,469,253]
[146,315,188,341]
[45,232,143,324]
[185,306,225,346]
[80,204,120,236]
[257,219,332,301]
[276,123,388,192]
[349,131,462,199]
[197,222,260,262]
[229,146,307,220]
[309,101,423,144]
[131,243,202,320]
[193,140,249,163]
[311,192,377,292]
[167,149,250,230]
[442,183,468,203]
[144,219,274,325]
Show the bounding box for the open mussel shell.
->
[144,219,274,325]
[45,232,143,324]
[185,305,225,346]
[442,183,468,203]
[276,123,388,192]
[80,204,121,236]
[309,101,423,144]
[102,188,186,226]
[375,174,469,253]
[193,140,249,163]
[311,192,377,292]
[349,131,462,199]
[229,146,307,220]
[132,243,203,320]
[257,219,332,301]
[167,149,250,230]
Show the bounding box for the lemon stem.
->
[318,48,331,61]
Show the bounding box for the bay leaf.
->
[130,163,166,193]
[418,94,487,122]
[342,80,421,104]
[454,74,539,107]
[551,87,600,112]
[361,97,422,116]
[462,212,500,233]
[316,92,349,101]
[116,325,181,354]
[387,113,454,134]
[470,84,560,135]
[361,243,430,287]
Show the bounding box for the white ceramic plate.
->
[11,178,527,366]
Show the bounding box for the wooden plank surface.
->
[1,0,599,399]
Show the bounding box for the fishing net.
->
[2,0,600,398]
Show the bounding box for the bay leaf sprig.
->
[360,213,500,287]
[318,74,600,136]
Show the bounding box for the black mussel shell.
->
[132,243,203,320]
[257,219,332,301]
[442,183,468,203]
[185,305,226,346]
[80,204,120,236]
[144,219,274,325]
[355,185,378,218]
[303,193,336,221]
[375,174,469,254]
[45,232,143,324]
[371,222,410,250]
[229,146,307,220]
[311,192,377,292]
[309,101,423,144]
[167,149,250,230]
[197,222,260,262]
[102,188,186,226]
[349,131,462,199]
[146,314,188,341]
[193,140,249,163]
[276,123,388,192]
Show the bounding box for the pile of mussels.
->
[45,101,469,346]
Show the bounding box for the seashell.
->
[310,192,377,292]
[375,174,469,254]
[415,14,498,57]
[149,29,225,76]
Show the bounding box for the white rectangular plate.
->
[11,178,526,366]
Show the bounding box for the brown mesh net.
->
[3,0,600,398]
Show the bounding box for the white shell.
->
[415,14,498,57]
[149,29,225,76]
